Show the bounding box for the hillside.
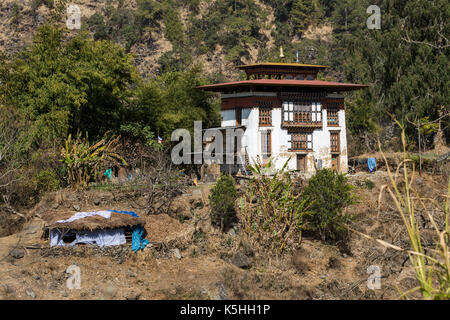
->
[1,171,446,300]
[0,0,333,80]
[0,0,448,302]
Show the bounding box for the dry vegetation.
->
[0,149,448,300]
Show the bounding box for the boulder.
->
[9,248,24,259]
[231,252,251,269]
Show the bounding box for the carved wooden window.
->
[330,132,340,153]
[327,108,339,126]
[290,133,312,151]
[283,102,322,126]
[259,108,272,126]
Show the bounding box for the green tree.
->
[209,174,237,231]
[133,65,221,140]
[330,0,450,149]
[303,169,355,243]
[3,25,138,151]
[291,0,320,37]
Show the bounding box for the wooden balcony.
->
[282,121,322,128]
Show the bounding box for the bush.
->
[209,174,237,231]
[303,168,355,243]
[34,169,60,193]
[239,159,310,254]
[60,132,127,190]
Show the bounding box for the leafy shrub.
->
[34,169,60,193]
[60,132,127,190]
[239,159,310,254]
[209,174,237,231]
[302,168,355,242]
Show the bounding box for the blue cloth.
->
[104,168,112,180]
[367,158,376,172]
[109,209,139,218]
[131,225,149,253]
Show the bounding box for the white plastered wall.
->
[220,103,348,174]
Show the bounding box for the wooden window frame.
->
[330,131,340,153]
[259,107,272,127]
[327,108,339,126]
[283,101,322,127]
[261,130,272,158]
[289,132,313,152]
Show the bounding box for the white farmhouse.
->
[198,62,367,175]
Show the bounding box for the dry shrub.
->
[239,158,310,255]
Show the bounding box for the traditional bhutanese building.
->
[197,62,368,175]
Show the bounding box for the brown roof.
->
[236,62,329,69]
[197,79,369,92]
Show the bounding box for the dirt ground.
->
[0,170,447,300]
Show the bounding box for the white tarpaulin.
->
[50,228,126,247]
[54,211,112,224]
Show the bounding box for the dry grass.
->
[376,128,449,299]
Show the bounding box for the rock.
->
[73,204,80,211]
[227,228,236,237]
[293,285,314,300]
[216,283,228,300]
[172,248,182,260]
[22,218,46,241]
[91,289,96,296]
[9,248,24,259]
[52,203,59,209]
[47,282,58,290]
[125,290,141,300]
[35,276,41,281]
[231,252,251,269]
[94,199,101,206]
[103,285,118,298]
[0,284,16,299]
[61,290,68,297]
[26,288,36,299]
[37,15,45,24]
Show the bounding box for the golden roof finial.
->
[280,46,285,63]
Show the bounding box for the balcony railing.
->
[282,111,322,128]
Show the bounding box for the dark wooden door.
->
[297,154,306,172]
[331,154,339,172]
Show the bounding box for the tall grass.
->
[379,127,449,299]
